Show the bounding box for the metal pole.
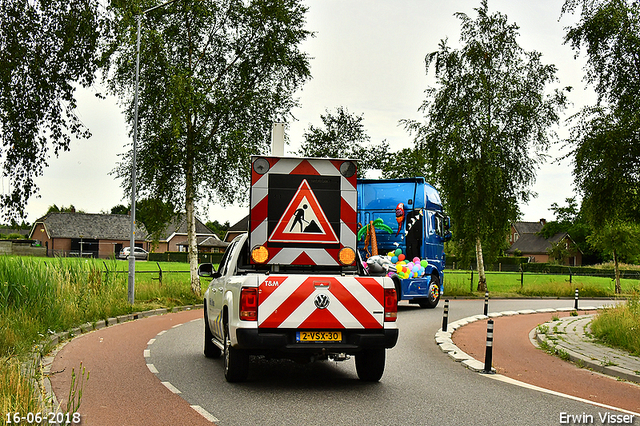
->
[483,291,489,316]
[574,288,579,310]
[128,16,142,305]
[442,299,449,332]
[127,0,180,305]
[483,319,494,374]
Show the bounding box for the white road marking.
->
[487,374,640,417]
[161,381,182,394]
[191,405,219,423]
[146,363,158,374]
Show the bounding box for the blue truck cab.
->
[357,178,451,308]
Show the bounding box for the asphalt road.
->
[147,299,631,426]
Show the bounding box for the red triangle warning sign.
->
[268,179,339,244]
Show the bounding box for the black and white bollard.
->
[574,288,579,310]
[442,299,449,332]
[483,291,489,316]
[483,319,494,374]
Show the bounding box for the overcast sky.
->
[9,0,596,226]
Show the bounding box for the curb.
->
[433,306,603,373]
[533,315,640,385]
[33,304,204,416]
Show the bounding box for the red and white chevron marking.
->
[257,276,385,329]
[250,157,357,266]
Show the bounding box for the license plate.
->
[296,331,342,342]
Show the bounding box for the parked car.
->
[119,247,148,260]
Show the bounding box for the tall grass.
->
[590,294,640,356]
[0,255,204,416]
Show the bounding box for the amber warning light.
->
[251,245,269,264]
[338,247,356,265]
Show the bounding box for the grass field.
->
[444,270,639,298]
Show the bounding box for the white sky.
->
[11,0,596,226]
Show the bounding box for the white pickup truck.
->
[199,156,399,382]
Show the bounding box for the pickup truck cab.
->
[200,156,399,382]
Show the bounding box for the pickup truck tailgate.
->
[257,276,386,329]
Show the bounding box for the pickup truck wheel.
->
[204,307,221,358]
[355,348,386,382]
[223,322,249,382]
[418,274,441,309]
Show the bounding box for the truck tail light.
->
[384,288,397,322]
[240,288,258,321]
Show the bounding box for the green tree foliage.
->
[562,0,640,284]
[135,198,176,244]
[587,220,640,293]
[563,0,640,224]
[46,204,83,214]
[110,204,129,215]
[381,147,432,180]
[547,240,572,265]
[402,0,568,291]
[297,107,389,178]
[0,0,103,221]
[103,0,312,294]
[540,197,596,262]
[205,219,230,240]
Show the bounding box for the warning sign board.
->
[268,179,339,244]
[249,156,358,266]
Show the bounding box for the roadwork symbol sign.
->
[268,179,339,244]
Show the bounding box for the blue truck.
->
[357,177,451,308]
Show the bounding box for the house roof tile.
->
[31,213,148,241]
[160,213,216,241]
[513,221,544,235]
[506,232,568,255]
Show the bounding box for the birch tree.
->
[104,0,311,295]
[402,0,568,291]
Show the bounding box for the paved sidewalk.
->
[535,314,640,384]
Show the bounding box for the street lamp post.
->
[128,0,179,305]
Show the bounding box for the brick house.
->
[224,214,249,242]
[29,212,148,258]
[152,213,228,253]
[506,219,582,266]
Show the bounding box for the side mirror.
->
[198,263,216,277]
[443,231,452,242]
